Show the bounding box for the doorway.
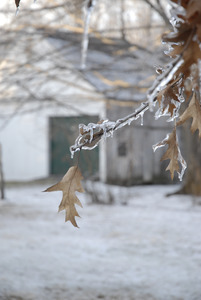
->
[49,116,99,177]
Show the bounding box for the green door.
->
[50,116,99,178]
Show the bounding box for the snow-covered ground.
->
[0,183,201,300]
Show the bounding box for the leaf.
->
[44,166,84,227]
[161,129,180,180]
[15,0,20,7]
[157,76,182,116]
[177,92,201,137]
[186,0,201,24]
[162,1,201,83]
[153,128,187,180]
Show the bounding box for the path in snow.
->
[0,183,201,300]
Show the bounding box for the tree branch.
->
[70,100,151,155]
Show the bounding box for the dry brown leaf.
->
[186,0,201,24]
[44,166,84,227]
[160,129,180,180]
[177,92,201,137]
[153,128,187,180]
[162,1,201,84]
[197,24,201,41]
[157,77,182,116]
[164,26,201,79]
[15,0,20,7]
[170,0,201,13]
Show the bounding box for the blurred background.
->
[0,0,172,186]
[0,1,201,299]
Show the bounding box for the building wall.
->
[103,102,174,185]
[0,100,104,182]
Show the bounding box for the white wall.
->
[0,99,104,182]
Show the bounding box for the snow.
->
[0,183,201,300]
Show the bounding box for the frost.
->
[152,133,169,152]
[155,104,169,120]
[70,119,116,157]
[169,5,186,27]
[147,58,184,107]
[70,102,149,156]
[170,16,178,28]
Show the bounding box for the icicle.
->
[15,6,20,16]
[81,0,96,69]
[139,111,144,126]
[70,150,74,159]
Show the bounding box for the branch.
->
[148,26,196,103]
[70,101,150,155]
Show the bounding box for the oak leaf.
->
[153,128,187,180]
[157,77,182,116]
[161,129,180,180]
[177,92,201,138]
[44,166,84,227]
[162,1,201,83]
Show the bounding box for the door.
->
[49,116,99,178]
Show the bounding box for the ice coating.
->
[152,133,169,152]
[148,57,184,108]
[70,102,149,157]
[177,147,187,181]
[152,131,187,181]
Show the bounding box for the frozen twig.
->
[70,101,150,156]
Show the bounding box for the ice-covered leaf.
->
[153,128,187,180]
[177,92,201,138]
[157,76,182,117]
[44,167,84,227]
[149,0,201,110]
[164,24,200,79]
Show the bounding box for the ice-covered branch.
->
[70,101,150,156]
[147,25,197,106]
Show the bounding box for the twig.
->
[70,101,151,154]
